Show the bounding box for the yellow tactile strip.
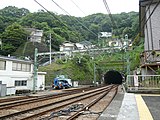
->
[135,95,153,120]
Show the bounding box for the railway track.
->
[0,96,33,103]
[0,85,118,120]
[0,86,99,110]
[66,85,118,120]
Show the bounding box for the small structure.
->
[139,0,160,75]
[74,43,84,50]
[60,41,75,51]
[0,56,46,95]
[26,28,43,43]
[99,32,112,38]
[60,41,93,52]
[108,39,122,47]
[79,41,93,49]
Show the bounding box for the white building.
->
[26,28,43,43]
[60,41,75,51]
[99,32,112,38]
[0,56,46,95]
[74,43,84,50]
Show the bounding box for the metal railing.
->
[126,75,160,91]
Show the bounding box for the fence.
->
[126,75,160,92]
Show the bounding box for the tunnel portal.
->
[104,70,123,84]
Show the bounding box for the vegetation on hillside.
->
[0,6,143,85]
[0,6,139,56]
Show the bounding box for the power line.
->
[51,0,70,15]
[70,0,86,16]
[33,0,68,28]
[50,0,98,37]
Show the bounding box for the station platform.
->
[98,90,160,120]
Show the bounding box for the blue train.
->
[52,75,72,89]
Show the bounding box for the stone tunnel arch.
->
[104,70,123,84]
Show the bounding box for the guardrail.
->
[125,75,160,92]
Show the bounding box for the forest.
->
[0,6,139,56]
[0,6,142,84]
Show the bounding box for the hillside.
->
[0,6,139,57]
[0,6,142,85]
[14,42,49,59]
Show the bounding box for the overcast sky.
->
[1,0,139,17]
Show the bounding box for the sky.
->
[0,0,139,17]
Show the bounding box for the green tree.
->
[0,22,28,55]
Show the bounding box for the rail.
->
[66,85,118,120]
[0,85,112,119]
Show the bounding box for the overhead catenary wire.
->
[33,0,70,29]
[51,0,71,16]
[34,0,100,40]
[50,0,99,38]
[70,0,86,16]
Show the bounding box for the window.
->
[17,63,22,71]
[22,64,27,71]
[22,64,31,72]
[15,80,27,86]
[0,60,6,70]
[26,64,31,72]
[12,62,31,72]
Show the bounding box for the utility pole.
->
[125,34,130,75]
[0,39,2,50]
[93,62,96,86]
[33,48,38,93]
[49,33,52,64]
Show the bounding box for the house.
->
[79,41,93,49]
[74,43,84,50]
[60,41,94,52]
[98,32,112,38]
[0,56,46,95]
[26,28,43,43]
[108,38,131,49]
[108,39,122,47]
[60,41,75,51]
[139,0,160,75]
